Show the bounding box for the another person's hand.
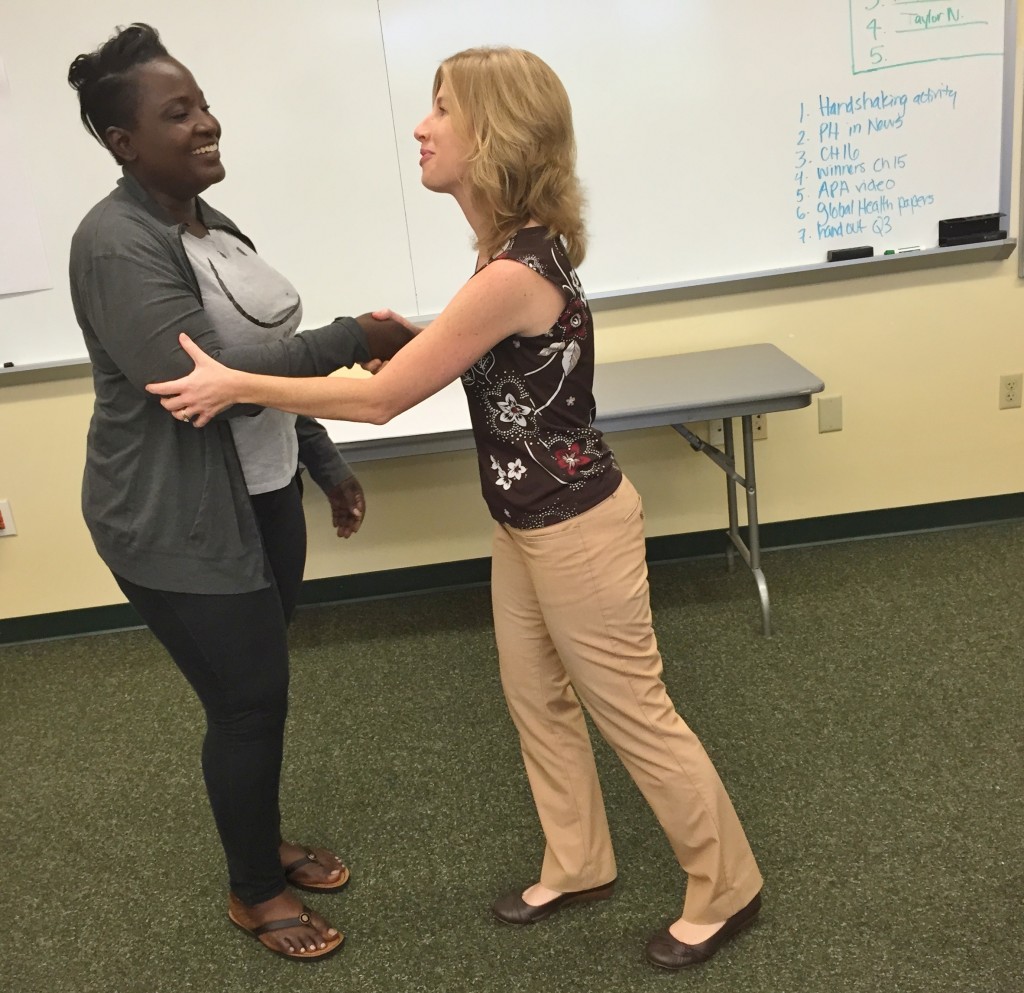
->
[326,476,365,538]
[370,308,423,334]
[146,334,239,426]
[353,310,422,363]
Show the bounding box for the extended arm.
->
[147,260,564,426]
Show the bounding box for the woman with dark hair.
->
[149,46,764,969]
[67,23,411,961]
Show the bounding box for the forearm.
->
[217,318,370,377]
[295,415,353,491]
[232,370,393,424]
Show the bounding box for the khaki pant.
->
[491,475,763,924]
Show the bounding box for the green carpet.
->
[2,522,1022,993]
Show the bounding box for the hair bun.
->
[67,52,98,92]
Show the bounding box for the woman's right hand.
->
[146,334,243,427]
[370,308,423,335]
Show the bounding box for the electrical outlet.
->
[818,395,843,432]
[0,499,16,536]
[999,373,1022,409]
[752,413,767,440]
[708,419,725,445]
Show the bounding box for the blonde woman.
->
[149,47,764,968]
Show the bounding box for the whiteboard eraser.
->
[827,246,873,262]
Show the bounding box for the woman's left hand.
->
[147,334,241,427]
[325,476,365,538]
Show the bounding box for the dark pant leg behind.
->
[114,477,307,905]
[252,475,307,624]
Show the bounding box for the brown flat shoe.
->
[645,891,762,969]
[228,904,344,962]
[492,879,617,925]
[283,844,351,893]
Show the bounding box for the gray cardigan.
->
[70,173,370,593]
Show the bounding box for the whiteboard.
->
[0,0,1014,369]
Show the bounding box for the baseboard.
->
[3,492,1021,645]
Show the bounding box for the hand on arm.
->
[144,335,246,427]
[79,253,250,398]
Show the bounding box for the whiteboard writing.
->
[850,0,1004,73]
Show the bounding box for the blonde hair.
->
[435,47,587,267]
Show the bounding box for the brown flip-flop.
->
[284,845,351,893]
[228,904,344,961]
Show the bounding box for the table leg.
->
[724,418,738,573]
[740,416,772,637]
[671,419,772,636]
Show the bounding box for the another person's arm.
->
[148,261,563,426]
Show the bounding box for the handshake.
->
[352,311,420,363]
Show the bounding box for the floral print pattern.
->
[491,455,527,490]
[462,227,620,529]
[556,297,589,340]
[497,394,533,427]
[554,442,592,475]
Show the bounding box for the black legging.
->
[114,476,307,905]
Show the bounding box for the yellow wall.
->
[2,44,1023,623]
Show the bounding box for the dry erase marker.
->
[883,246,921,255]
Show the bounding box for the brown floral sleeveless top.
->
[461,226,621,529]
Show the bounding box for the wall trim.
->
[3,492,1021,646]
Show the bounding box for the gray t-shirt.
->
[184,229,300,494]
